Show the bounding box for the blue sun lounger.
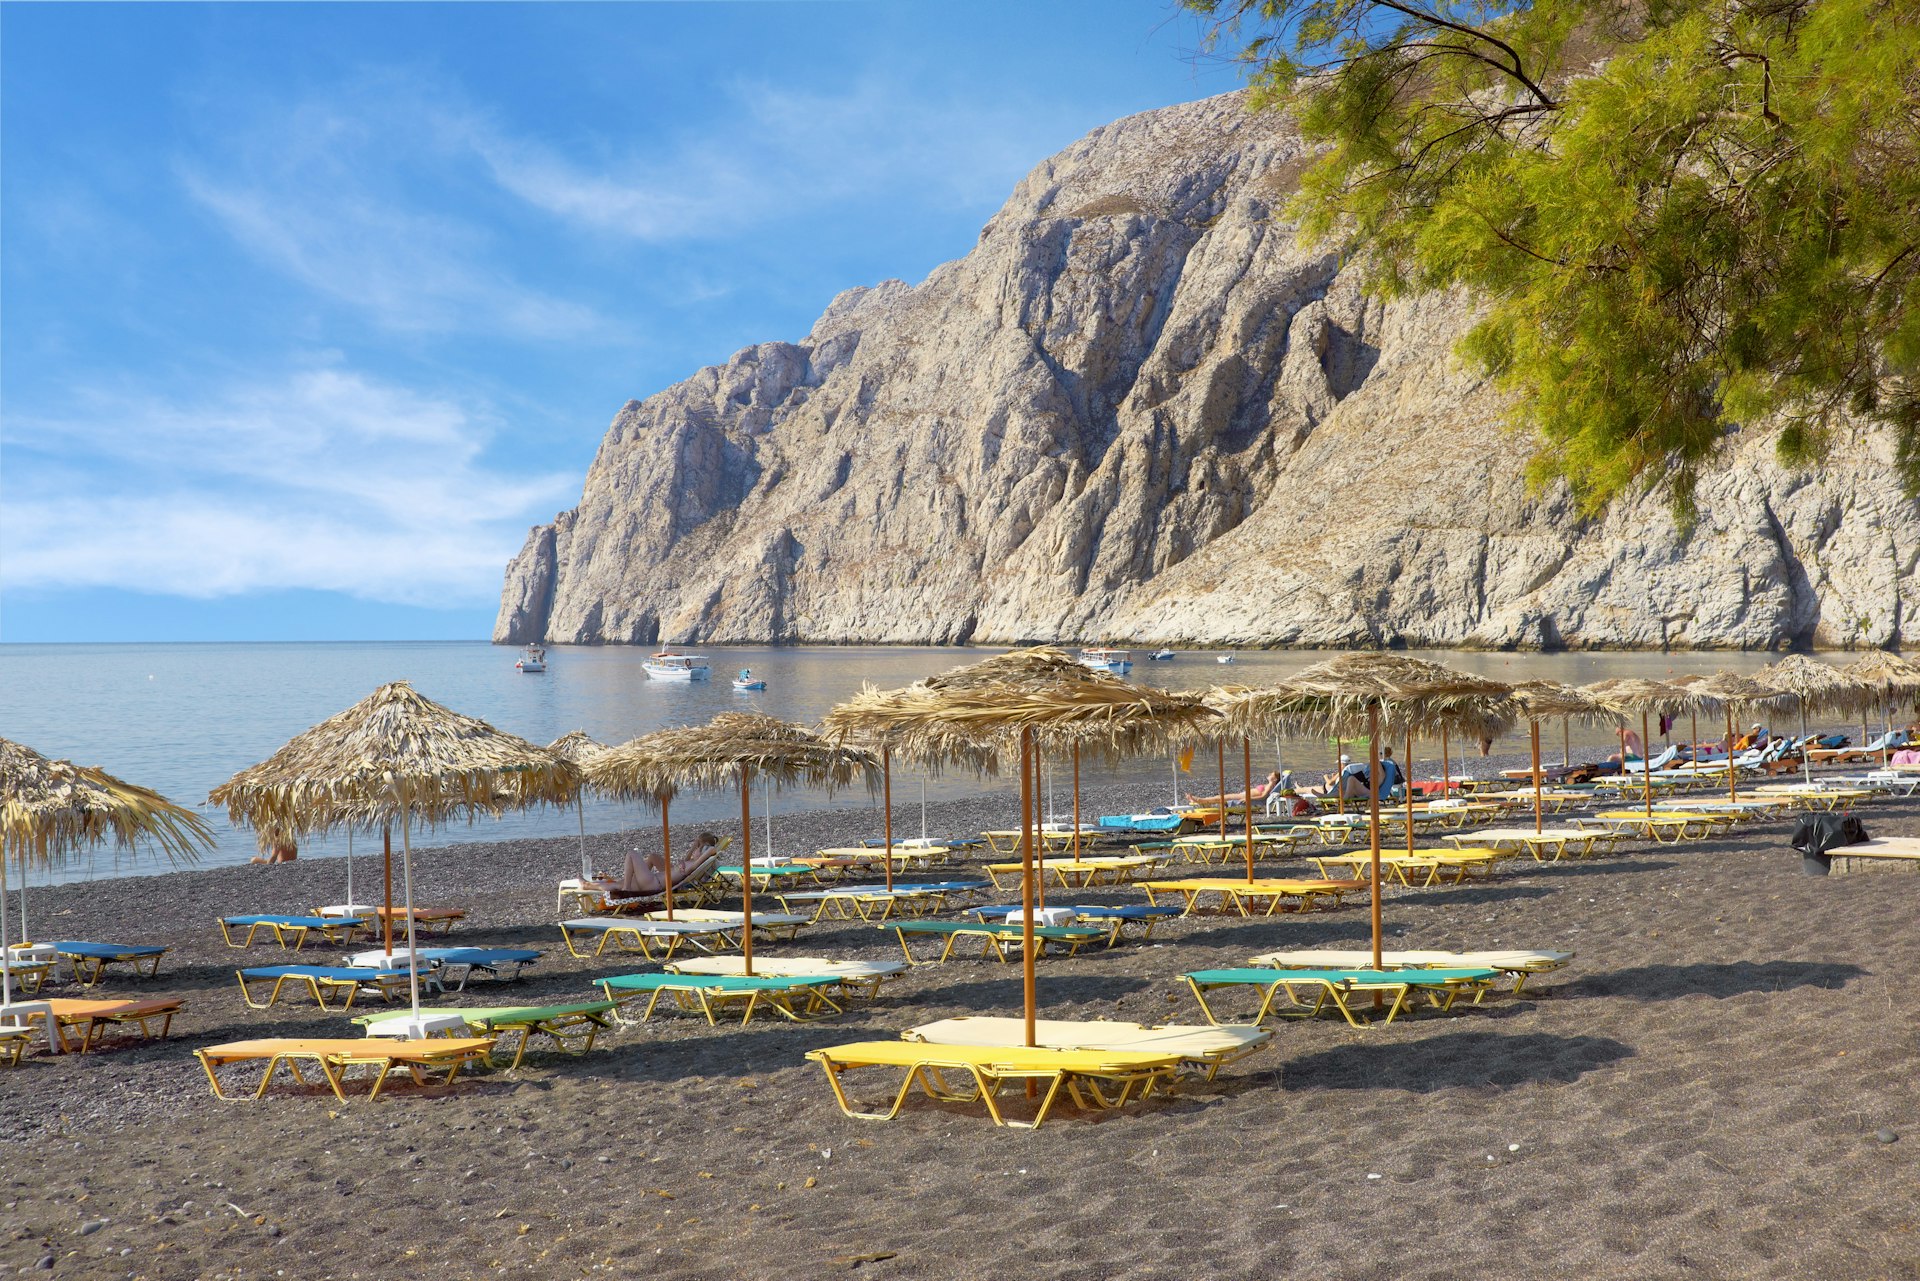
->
[236,964,411,1011]
[220,914,369,950]
[1098,812,1187,834]
[50,941,169,986]
[1179,966,1501,1028]
[885,880,992,897]
[414,948,539,990]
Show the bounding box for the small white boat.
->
[1148,648,1176,661]
[1079,647,1133,674]
[732,667,766,691]
[515,644,547,673]
[642,650,711,681]
[1216,654,1235,664]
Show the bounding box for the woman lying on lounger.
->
[1186,771,1284,807]
[593,834,725,902]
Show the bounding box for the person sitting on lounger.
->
[673,833,723,886]
[1376,748,1406,801]
[1187,770,1284,807]
[1311,755,1373,800]
[591,849,668,902]
[1733,724,1769,752]
[250,837,297,865]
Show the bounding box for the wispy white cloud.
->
[1,366,576,606]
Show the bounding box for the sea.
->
[0,640,1800,887]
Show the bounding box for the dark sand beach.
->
[4,777,1918,1280]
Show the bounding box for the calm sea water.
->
[0,641,1794,886]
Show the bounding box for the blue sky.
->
[1,2,1245,643]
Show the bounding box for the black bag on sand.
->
[1791,813,1869,876]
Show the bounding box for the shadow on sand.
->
[1282,1030,1635,1092]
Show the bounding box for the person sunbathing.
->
[1186,770,1284,807]
[250,839,297,865]
[591,849,668,901]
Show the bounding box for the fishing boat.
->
[1078,647,1133,674]
[732,668,766,691]
[514,644,547,673]
[642,650,711,681]
[1216,654,1235,665]
[1148,648,1176,661]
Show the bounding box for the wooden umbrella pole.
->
[1,838,12,1008]
[882,746,894,893]
[1019,728,1037,1050]
[382,825,394,957]
[1441,727,1450,799]
[661,794,674,920]
[1401,728,1415,856]
[1367,707,1384,988]
[1727,709,1739,803]
[1216,741,1228,840]
[1243,736,1255,884]
[740,767,755,976]
[1563,720,1571,770]
[1034,749,1047,913]
[1531,721,1544,834]
[1642,711,1655,822]
[1333,739,1344,814]
[399,800,421,1019]
[1072,742,1082,864]
[576,797,590,880]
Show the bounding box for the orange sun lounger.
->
[370,906,467,936]
[195,1036,497,1101]
[17,997,185,1053]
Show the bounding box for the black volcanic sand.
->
[3,775,1918,1281]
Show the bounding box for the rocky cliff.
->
[496,91,1920,651]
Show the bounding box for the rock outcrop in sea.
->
[496,92,1920,651]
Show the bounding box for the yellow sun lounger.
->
[357,1002,617,1070]
[768,886,950,922]
[18,997,185,1053]
[0,1025,31,1067]
[1139,877,1370,916]
[1442,828,1606,861]
[881,921,1108,964]
[1589,811,1728,842]
[805,1039,1184,1128]
[557,917,741,960]
[196,1036,497,1101]
[982,855,1168,891]
[1249,948,1575,995]
[1309,849,1500,887]
[902,1016,1271,1081]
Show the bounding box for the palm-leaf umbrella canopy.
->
[1685,672,1794,801]
[1,737,213,1012]
[1837,652,1920,764]
[549,732,609,881]
[596,713,878,972]
[209,681,579,1025]
[1752,655,1857,781]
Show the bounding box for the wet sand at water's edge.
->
[3,778,1918,1280]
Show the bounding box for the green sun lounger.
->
[880,920,1109,964]
[1179,966,1501,1027]
[357,1001,617,1069]
[596,972,845,1025]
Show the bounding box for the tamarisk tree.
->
[1187,0,1920,513]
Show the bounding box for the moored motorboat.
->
[732,668,766,691]
[515,644,547,673]
[643,650,711,680]
[1148,648,1176,661]
[1079,646,1133,674]
[1216,654,1235,664]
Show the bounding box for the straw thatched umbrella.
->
[1838,652,1920,766]
[602,713,878,973]
[549,732,608,881]
[1684,673,1794,802]
[825,648,1217,1045]
[2,738,212,1015]
[1510,681,1608,832]
[1582,678,1705,819]
[1752,655,1856,783]
[210,681,579,1024]
[1232,654,1517,971]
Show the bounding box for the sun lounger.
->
[0,1024,31,1067]
[881,919,1109,964]
[236,965,410,1011]
[49,940,169,987]
[639,907,810,941]
[1249,949,1574,995]
[979,829,1082,855]
[1180,967,1500,1027]
[17,997,185,1053]
[769,886,951,922]
[805,1039,1184,1128]
[557,917,741,960]
[665,955,907,999]
[358,1001,616,1069]
[220,914,369,950]
[370,906,466,936]
[1309,849,1501,887]
[714,863,822,891]
[1138,877,1370,916]
[412,948,539,990]
[0,955,53,996]
[964,903,1183,944]
[1097,812,1188,835]
[1441,828,1606,861]
[597,972,844,1024]
[982,854,1168,891]
[195,1036,496,1101]
[1587,811,1729,842]
[902,1015,1270,1081]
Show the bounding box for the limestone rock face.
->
[496,91,1920,651]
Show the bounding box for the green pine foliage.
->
[1187,0,1920,514]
